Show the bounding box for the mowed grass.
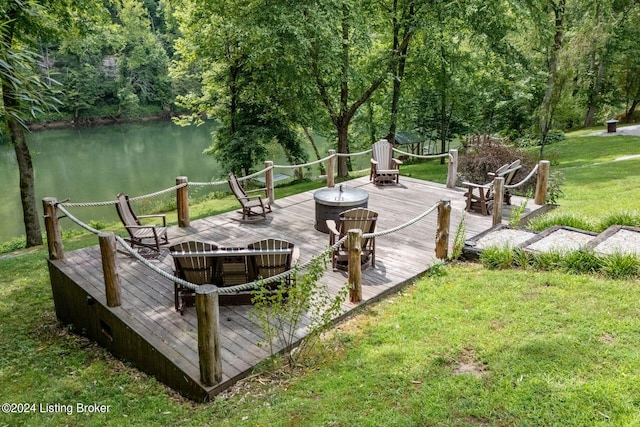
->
[1,128,640,426]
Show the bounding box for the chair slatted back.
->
[169,241,219,285]
[228,172,249,205]
[116,193,140,227]
[248,238,294,280]
[220,247,250,286]
[372,139,394,170]
[338,208,378,250]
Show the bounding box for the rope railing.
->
[274,154,333,169]
[336,149,372,157]
[392,147,450,160]
[505,163,539,189]
[60,182,188,208]
[363,202,439,239]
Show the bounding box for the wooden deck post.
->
[492,177,505,226]
[534,160,550,205]
[265,161,275,205]
[42,197,64,260]
[348,228,363,303]
[447,149,458,189]
[98,232,121,307]
[196,285,222,386]
[435,199,451,259]
[176,176,190,228]
[327,149,336,188]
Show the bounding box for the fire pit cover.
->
[314,185,369,233]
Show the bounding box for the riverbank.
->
[26,112,178,131]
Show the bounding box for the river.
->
[0,121,344,244]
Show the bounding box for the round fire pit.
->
[314,185,369,233]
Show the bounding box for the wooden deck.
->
[47,176,542,401]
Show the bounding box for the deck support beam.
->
[492,177,505,226]
[435,199,451,259]
[327,150,336,188]
[99,232,121,307]
[535,160,550,205]
[196,285,222,386]
[348,228,363,303]
[43,197,64,260]
[447,149,458,189]
[265,161,274,205]
[176,176,190,227]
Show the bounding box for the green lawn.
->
[1,129,639,426]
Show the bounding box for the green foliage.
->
[527,212,595,232]
[531,250,565,271]
[545,169,565,205]
[251,251,348,366]
[512,247,533,269]
[600,252,640,280]
[559,249,600,275]
[600,211,640,230]
[448,214,466,261]
[425,260,447,277]
[479,246,513,270]
[0,236,27,254]
[508,199,529,226]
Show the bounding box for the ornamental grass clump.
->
[479,246,513,270]
[600,252,640,280]
[527,212,595,232]
[559,248,600,275]
[599,210,640,231]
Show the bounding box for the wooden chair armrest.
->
[326,220,340,242]
[462,181,492,189]
[392,158,403,165]
[137,214,167,226]
[370,158,378,165]
[245,188,267,194]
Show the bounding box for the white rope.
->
[336,149,372,157]
[237,166,273,182]
[363,202,440,239]
[60,183,188,208]
[505,164,539,189]
[274,154,333,169]
[392,148,450,160]
[188,179,228,187]
[57,204,103,234]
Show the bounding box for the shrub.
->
[599,211,640,231]
[531,250,564,271]
[512,247,533,269]
[458,135,536,194]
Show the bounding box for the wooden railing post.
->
[534,160,550,205]
[42,197,64,260]
[196,285,222,386]
[492,177,505,226]
[447,149,458,189]
[435,199,451,259]
[176,176,190,228]
[99,232,121,307]
[265,160,275,205]
[348,229,362,303]
[327,149,336,188]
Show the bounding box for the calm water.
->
[0,121,223,243]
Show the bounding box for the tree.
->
[1,10,55,247]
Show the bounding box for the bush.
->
[458,135,536,193]
[479,246,513,269]
[600,252,640,280]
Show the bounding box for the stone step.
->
[463,224,640,259]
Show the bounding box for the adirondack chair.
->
[115,192,169,251]
[370,139,403,186]
[228,172,272,221]
[169,240,220,314]
[326,207,378,270]
[463,160,522,215]
[247,238,299,286]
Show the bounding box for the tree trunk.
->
[387,0,413,144]
[539,0,565,158]
[7,117,43,247]
[2,12,43,247]
[584,54,605,127]
[624,99,638,123]
[337,119,349,177]
[302,127,326,175]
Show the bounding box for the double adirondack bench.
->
[169,239,298,313]
[463,160,522,215]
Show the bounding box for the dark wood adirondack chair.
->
[169,240,219,314]
[115,192,169,251]
[228,172,272,221]
[326,207,378,270]
[370,139,403,186]
[247,238,299,286]
[463,160,522,215]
